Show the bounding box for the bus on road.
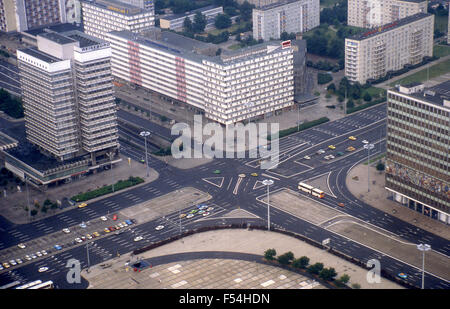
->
[298,182,325,199]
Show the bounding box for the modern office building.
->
[17,30,119,163]
[236,0,281,8]
[159,5,223,31]
[252,0,319,41]
[385,81,450,224]
[347,0,427,29]
[81,0,155,40]
[345,13,434,85]
[107,29,295,125]
[0,0,81,32]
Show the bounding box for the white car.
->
[207,207,214,212]
[38,267,49,273]
[155,225,164,231]
[100,216,107,221]
[75,238,82,243]
[316,149,325,154]
[186,214,194,219]
[303,155,311,160]
[18,243,26,249]
[9,260,17,266]
[79,222,87,228]
[202,212,210,217]
[16,259,23,264]
[62,228,70,234]
[0,265,3,271]
[24,255,32,261]
[36,251,42,257]
[362,140,369,144]
[41,250,48,256]
[30,254,37,259]
[134,236,143,242]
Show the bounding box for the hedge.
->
[71,176,144,202]
[268,117,330,140]
[346,97,386,114]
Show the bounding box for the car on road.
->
[213,170,221,174]
[112,214,118,221]
[54,245,62,251]
[202,212,210,217]
[198,210,205,214]
[93,231,101,237]
[251,173,258,176]
[108,226,116,231]
[324,155,335,160]
[78,203,88,208]
[140,159,145,164]
[336,152,344,156]
[18,243,26,249]
[207,207,214,212]
[338,202,345,207]
[346,146,356,152]
[239,173,246,178]
[75,238,82,243]
[189,209,198,214]
[134,236,143,242]
[104,228,111,233]
[179,213,186,219]
[16,258,23,264]
[155,225,164,231]
[0,265,3,271]
[115,225,121,230]
[62,228,70,234]
[86,234,92,240]
[121,221,128,227]
[80,222,87,228]
[38,267,49,273]
[362,140,369,144]
[303,155,311,160]
[2,262,10,269]
[36,251,42,257]
[24,255,32,261]
[125,219,133,225]
[348,136,357,141]
[100,216,108,221]
[328,145,336,150]
[9,260,17,266]
[186,214,194,219]
[397,273,408,279]
[41,250,48,256]
[316,149,325,154]
[30,253,37,259]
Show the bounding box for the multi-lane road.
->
[0,100,449,289]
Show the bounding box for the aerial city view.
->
[0,0,448,297]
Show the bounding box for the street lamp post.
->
[262,179,274,231]
[363,143,374,192]
[417,244,431,289]
[140,131,151,177]
[86,243,91,273]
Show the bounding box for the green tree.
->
[292,256,309,269]
[30,209,38,216]
[376,161,385,171]
[215,14,232,29]
[338,274,350,285]
[307,262,324,275]
[277,251,294,265]
[363,92,372,102]
[239,1,254,21]
[327,83,336,92]
[193,12,207,33]
[319,267,337,281]
[351,283,361,289]
[183,17,193,32]
[264,248,277,260]
[346,99,355,109]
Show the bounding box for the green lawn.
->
[435,14,448,33]
[365,87,386,98]
[433,44,450,58]
[207,22,242,36]
[389,59,450,86]
[228,44,242,50]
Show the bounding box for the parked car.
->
[348,136,357,141]
[134,236,143,242]
[54,245,62,251]
[62,228,70,234]
[100,216,108,221]
[78,203,88,208]
[38,267,49,273]
[17,243,26,249]
[155,225,164,231]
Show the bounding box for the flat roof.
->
[62,31,107,47]
[39,32,78,45]
[18,47,62,63]
[82,0,150,15]
[161,5,221,21]
[22,23,82,37]
[350,13,432,41]
[395,80,450,108]
[257,0,300,11]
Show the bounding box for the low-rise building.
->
[159,5,223,31]
[345,13,434,85]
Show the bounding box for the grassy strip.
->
[346,98,386,114]
[268,117,330,140]
[363,153,386,165]
[71,176,144,202]
[433,44,450,58]
[389,58,450,87]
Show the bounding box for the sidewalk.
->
[346,163,450,240]
[0,154,159,224]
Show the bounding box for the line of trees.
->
[0,88,24,118]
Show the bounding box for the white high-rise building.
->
[107,30,295,125]
[253,0,319,41]
[345,13,434,85]
[17,31,118,162]
[347,0,427,29]
[81,0,155,40]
